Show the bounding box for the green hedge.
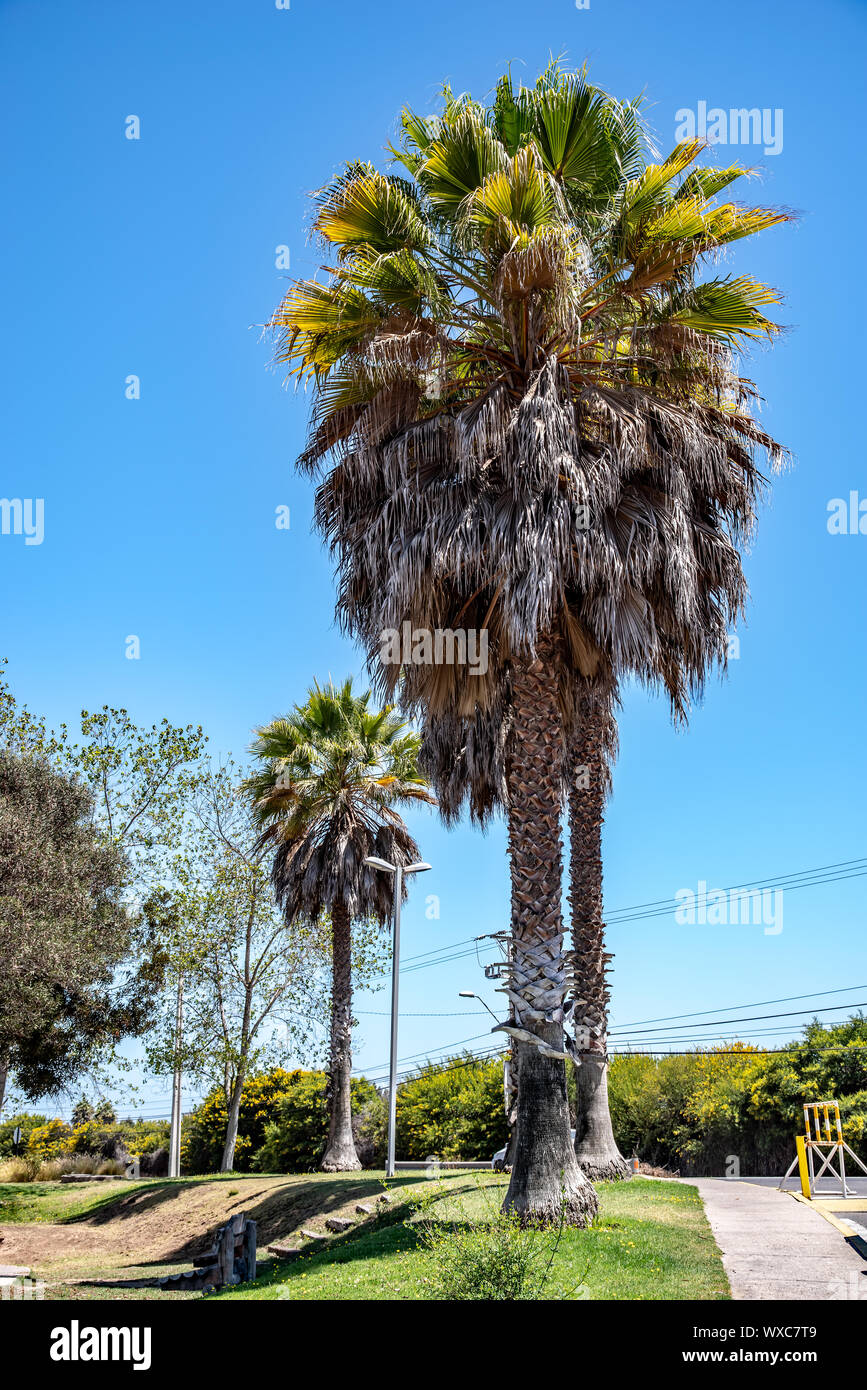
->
[0,1112,49,1156]
[395,1054,508,1160]
[608,1015,867,1175]
[182,1068,379,1173]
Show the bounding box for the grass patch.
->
[0,1177,215,1225]
[211,1176,729,1302]
[0,1172,274,1226]
[1,1171,728,1301]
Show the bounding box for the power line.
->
[606,860,867,926]
[362,1037,867,1087]
[356,993,867,1085]
[610,1047,867,1058]
[610,999,867,1039]
[359,1030,495,1076]
[611,983,867,1030]
[606,856,867,920]
[355,1010,487,1018]
[368,855,867,983]
[401,936,479,964]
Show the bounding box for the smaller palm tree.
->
[245,679,434,1171]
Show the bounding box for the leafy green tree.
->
[0,1112,49,1156]
[0,660,206,888]
[0,662,205,1110]
[144,763,331,1172]
[71,1097,95,1128]
[246,679,434,1171]
[0,751,161,1114]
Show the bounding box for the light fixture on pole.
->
[458,990,500,1024]
[364,855,432,1178]
[460,990,513,1129]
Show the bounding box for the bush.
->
[26,1118,72,1160]
[607,1015,867,1175]
[65,1117,168,1164]
[253,1071,377,1173]
[0,1113,49,1157]
[0,1156,39,1182]
[354,1091,387,1167]
[182,1069,302,1174]
[412,1183,583,1301]
[396,1054,508,1160]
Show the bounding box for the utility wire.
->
[610,999,867,1038]
[611,983,867,1030]
[368,855,866,982]
[607,862,867,926]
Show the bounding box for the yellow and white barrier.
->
[780,1101,867,1199]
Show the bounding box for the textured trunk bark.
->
[502,636,598,1227]
[568,691,629,1182]
[321,900,361,1171]
[0,1051,8,1117]
[221,1072,244,1173]
[502,1045,519,1168]
[574,1052,627,1181]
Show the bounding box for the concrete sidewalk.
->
[679,1178,867,1300]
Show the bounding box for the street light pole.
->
[386,863,403,1181]
[364,856,431,1179]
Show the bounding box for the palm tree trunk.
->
[502,636,598,1227]
[502,1041,519,1167]
[321,900,361,1171]
[568,693,629,1181]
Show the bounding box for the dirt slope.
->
[0,1172,419,1288]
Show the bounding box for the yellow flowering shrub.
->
[26,1118,72,1159]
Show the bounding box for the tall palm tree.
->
[266,66,788,1220]
[245,679,434,1171]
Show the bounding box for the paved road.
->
[678,1178,867,1300]
[742,1175,867,1196]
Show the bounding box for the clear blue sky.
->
[2,0,865,1117]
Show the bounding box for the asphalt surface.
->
[742,1175,867,1195]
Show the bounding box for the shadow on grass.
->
[223,1179,504,1296]
[63,1172,440,1268]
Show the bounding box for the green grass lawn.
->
[211,1175,730,1302]
[0,1172,729,1301]
[0,1179,153,1225]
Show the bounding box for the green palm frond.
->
[532,72,622,189]
[416,109,509,217]
[315,166,432,260]
[244,678,435,923]
[664,275,784,342]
